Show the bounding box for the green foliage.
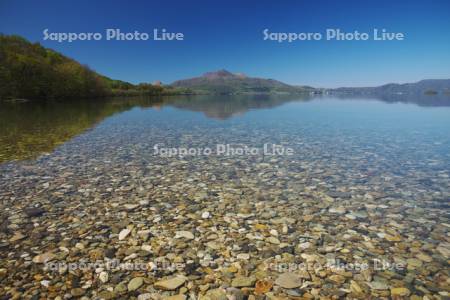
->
[0,34,111,100]
[137,83,164,94]
[0,34,193,101]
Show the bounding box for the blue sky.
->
[1,0,450,87]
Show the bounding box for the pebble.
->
[24,207,46,217]
[369,281,389,290]
[236,253,250,260]
[114,282,127,294]
[99,271,109,283]
[165,295,186,300]
[154,276,187,290]
[128,277,144,291]
[416,252,433,262]
[40,280,50,287]
[350,280,363,295]
[9,232,26,242]
[391,287,411,297]
[231,276,256,288]
[118,228,131,240]
[328,274,346,285]
[329,206,346,214]
[204,288,228,300]
[71,288,85,297]
[255,280,273,295]
[32,252,55,264]
[98,291,114,299]
[407,258,423,269]
[266,236,280,244]
[175,231,195,240]
[436,243,450,258]
[0,104,449,299]
[137,294,153,300]
[275,273,302,289]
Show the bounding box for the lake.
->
[0,94,449,298]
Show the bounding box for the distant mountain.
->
[333,79,450,95]
[171,69,312,94]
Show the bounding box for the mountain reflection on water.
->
[0,93,449,163]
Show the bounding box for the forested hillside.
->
[0,35,179,100]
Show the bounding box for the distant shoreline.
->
[1,34,449,102]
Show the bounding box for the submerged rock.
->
[24,207,46,217]
[231,276,256,288]
[0,110,449,299]
[391,287,410,297]
[32,252,55,264]
[128,277,144,291]
[275,273,302,289]
[175,231,194,240]
[154,276,187,290]
[118,228,131,240]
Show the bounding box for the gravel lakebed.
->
[0,111,449,299]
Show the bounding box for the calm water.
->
[1,95,450,169]
[1,94,450,205]
[1,95,450,297]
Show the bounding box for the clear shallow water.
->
[1,95,450,202]
[1,95,450,164]
[1,95,450,298]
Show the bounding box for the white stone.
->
[237,253,250,260]
[267,236,280,244]
[298,242,312,250]
[141,245,152,252]
[119,228,131,240]
[175,231,194,240]
[41,280,51,287]
[139,200,150,206]
[99,271,109,283]
[124,204,139,210]
[329,207,346,214]
[75,242,85,250]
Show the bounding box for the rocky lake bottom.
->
[0,96,449,299]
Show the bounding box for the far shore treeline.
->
[0,34,192,101]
